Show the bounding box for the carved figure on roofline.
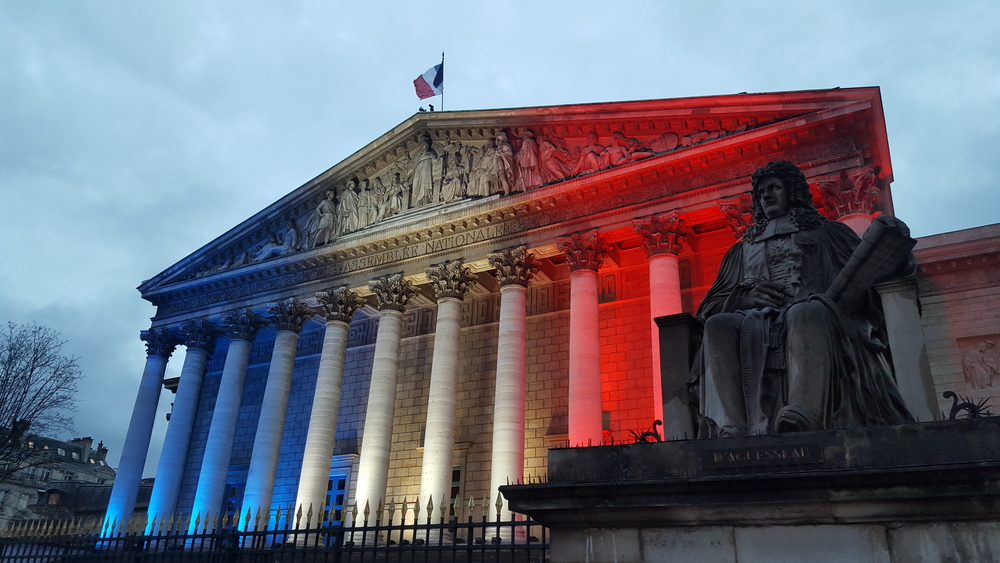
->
[494,131,516,195]
[691,160,915,437]
[253,220,301,262]
[411,134,439,206]
[441,151,468,202]
[514,129,543,191]
[305,190,338,248]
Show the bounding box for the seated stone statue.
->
[692,160,914,437]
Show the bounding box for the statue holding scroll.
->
[693,161,915,437]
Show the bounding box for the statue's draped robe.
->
[693,218,913,435]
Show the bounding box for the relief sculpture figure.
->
[571,132,606,176]
[692,161,914,436]
[494,131,515,195]
[963,341,1000,389]
[305,190,338,248]
[411,135,439,206]
[515,129,543,191]
[467,138,497,197]
[338,180,359,235]
[253,221,301,262]
[538,137,574,183]
[441,151,468,202]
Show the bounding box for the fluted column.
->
[354,274,416,524]
[634,211,690,438]
[241,298,317,528]
[146,320,219,528]
[557,230,608,447]
[816,165,882,235]
[294,287,364,528]
[487,247,538,522]
[189,309,267,528]
[418,260,476,522]
[103,327,181,536]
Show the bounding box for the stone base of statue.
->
[502,418,1000,563]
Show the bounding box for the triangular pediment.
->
[140,87,890,320]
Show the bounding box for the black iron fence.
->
[0,497,547,563]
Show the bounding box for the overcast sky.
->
[2,2,998,476]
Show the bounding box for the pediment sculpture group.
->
[206,122,750,273]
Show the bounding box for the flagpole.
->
[440,51,445,111]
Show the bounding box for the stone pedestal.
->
[503,419,1000,563]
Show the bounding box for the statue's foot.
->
[776,405,813,433]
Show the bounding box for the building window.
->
[97,478,106,484]
[89,459,95,464]
[27,441,33,448]
[57,448,65,456]
[63,472,75,481]
[48,493,60,505]
[72,452,79,460]
[40,470,50,482]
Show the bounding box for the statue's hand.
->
[742,280,790,309]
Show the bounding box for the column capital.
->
[181,319,220,353]
[316,287,365,324]
[489,246,539,288]
[369,273,417,312]
[632,210,691,258]
[426,260,476,300]
[268,298,317,333]
[140,327,182,358]
[815,165,882,221]
[222,308,268,342]
[717,192,753,239]
[556,229,608,272]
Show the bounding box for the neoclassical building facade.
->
[102,88,1000,531]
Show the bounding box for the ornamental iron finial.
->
[315,286,365,324]
[426,260,476,300]
[181,319,221,353]
[556,229,608,272]
[267,298,317,333]
[488,246,539,287]
[140,327,182,358]
[369,273,417,313]
[222,308,269,342]
[632,210,691,257]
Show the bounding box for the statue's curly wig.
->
[744,160,825,243]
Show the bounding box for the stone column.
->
[418,260,476,521]
[294,287,364,528]
[487,247,538,523]
[354,274,416,524]
[815,165,882,235]
[189,309,267,527]
[146,320,219,528]
[557,230,609,447]
[241,298,317,529]
[103,327,180,536]
[633,210,690,439]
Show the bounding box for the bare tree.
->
[0,322,83,483]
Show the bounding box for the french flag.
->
[413,63,444,100]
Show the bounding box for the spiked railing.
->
[0,492,547,562]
